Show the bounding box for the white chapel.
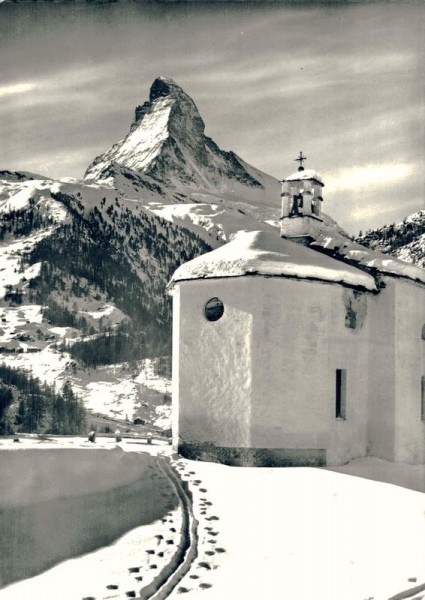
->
[168,156,425,467]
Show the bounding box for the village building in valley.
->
[168,155,425,467]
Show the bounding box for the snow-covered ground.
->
[0,304,44,343]
[71,374,142,422]
[135,357,171,395]
[167,457,425,600]
[0,345,73,385]
[71,358,171,427]
[2,517,181,600]
[0,438,180,600]
[0,436,424,600]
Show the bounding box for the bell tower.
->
[280,152,325,243]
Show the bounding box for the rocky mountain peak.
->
[149,76,185,101]
[84,77,279,206]
[130,76,202,134]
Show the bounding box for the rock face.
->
[357,210,425,269]
[85,77,278,205]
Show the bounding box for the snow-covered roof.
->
[168,230,377,292]
[285,169,324,185]
[310,214,425,286]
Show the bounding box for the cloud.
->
[0,82,37,98]
[0,0,423,235]
[327,163,414,192]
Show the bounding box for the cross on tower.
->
[294,151,307,171]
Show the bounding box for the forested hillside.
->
[0,365,86,435]
[14,190,212,366]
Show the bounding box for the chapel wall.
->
[174,276,373,466]
[250,278,370,466]
[366,282,397,461]
[174,278,255,450]
[393,279,425,463]
[171,285,181,449]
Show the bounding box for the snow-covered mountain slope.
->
[143,201,278,247]
[84,77,281,223]
[396,233,425,269]
[0,170,210,424]
[356,209,425,269]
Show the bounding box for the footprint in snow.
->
[199,583,213,589]
[198,562,211,570]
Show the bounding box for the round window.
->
[204,297,224,322]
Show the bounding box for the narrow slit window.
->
[421,377,425,421]
[336,369,347,419]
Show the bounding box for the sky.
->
[0,1,424,234]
